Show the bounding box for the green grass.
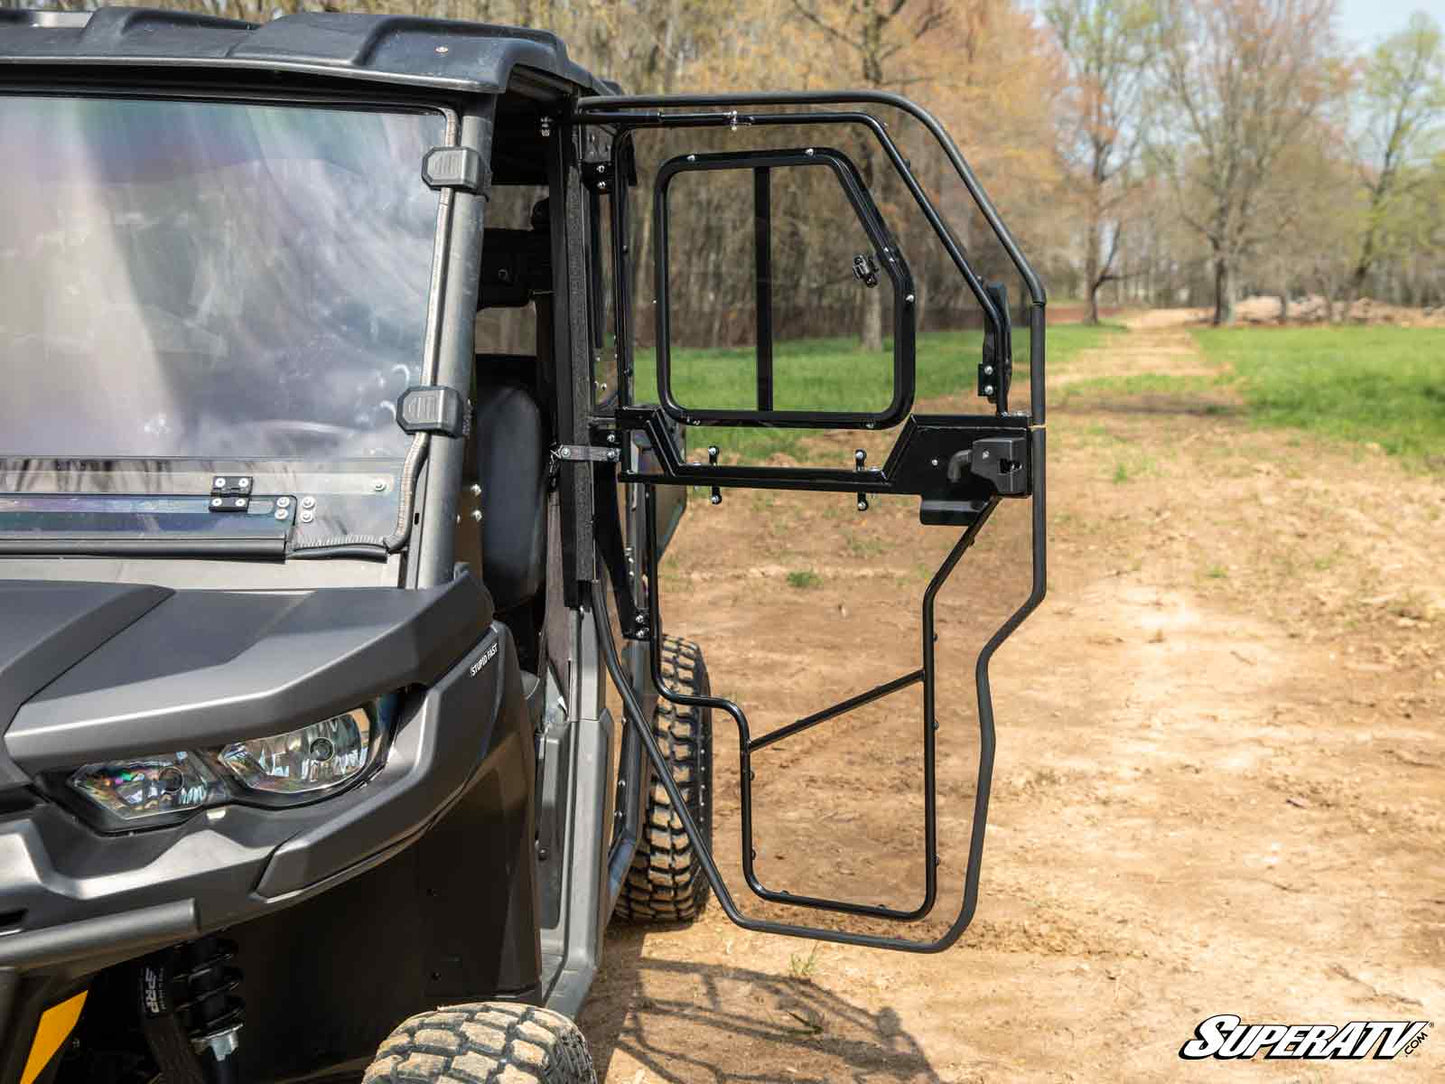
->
[1193,327,1445,465]
[786,569,822,589]
[633,323,1116,461]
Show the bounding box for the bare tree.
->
[1045,0,1156,324]
[790,0,947,350]
[1155,0,1342,324]
[1347,11,1444,311]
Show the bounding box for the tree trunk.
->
[861,286,884,353]
[1084,195,1102,325]
[1212,254,1237,326]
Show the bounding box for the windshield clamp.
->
[398,386,467,438]
[422,147,491,197]
[210,475,252,513]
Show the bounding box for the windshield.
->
[0,94,446,461]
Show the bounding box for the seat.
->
[473,378,547,613]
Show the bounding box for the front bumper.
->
[0,623,509,976]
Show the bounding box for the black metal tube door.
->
[574,92,1046,951]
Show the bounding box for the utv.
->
[0,8,1046,1083]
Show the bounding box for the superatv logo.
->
[1180,1015,1430,1060]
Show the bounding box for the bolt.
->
[984,385,995,396]
[709,492,722,505]
[596,164,607,174]
[857,497,868,512]
[210,497,223,508]
[301,495,316,510]
[276,496,291,509]
[274,508,289,521]
[300,510,315,524]
[931,458,940,467]
[237,477,250,489]
[537,846,550,861]
[982,450,991,459]
[804,147,815,156]
[372,479,388,492]
[687,154,697,162]
[607,432,618,444]
[984,365,994,376]
[559,447,572,459]
[598,181,608,192]
[213,477,226,488]
[470,509,483,522]
[469,483,482,497]
[905,293,915,303]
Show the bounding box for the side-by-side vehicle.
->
[0,8,1046,1081]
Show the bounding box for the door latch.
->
[946,435,1028,496]
[852,253,880,288]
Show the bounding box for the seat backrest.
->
[474,379,547,612]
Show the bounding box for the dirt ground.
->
[1127,297,1445,328]
[578,317,1444,1082]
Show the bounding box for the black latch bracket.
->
[965,435,1028,495]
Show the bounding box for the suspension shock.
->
[137,936,244,1084]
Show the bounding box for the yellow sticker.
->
[20,990,87,1084]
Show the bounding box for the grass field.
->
[1193,326,1445,466]
[634,323,1115,460]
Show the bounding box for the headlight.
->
[212,707,378,799]
[68,752,226,823]
[61,699,393,827]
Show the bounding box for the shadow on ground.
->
[582,927,943,1083]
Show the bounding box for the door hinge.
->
[553,444,620,463]
[209,474,252,512]
[582,159,613,193]
[979,281,1013,407]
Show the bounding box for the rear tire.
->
[363,1002,595,1083]
[613,636,713,924]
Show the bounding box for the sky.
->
[1337,0,1445,47]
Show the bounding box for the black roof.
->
[0,7,612,96]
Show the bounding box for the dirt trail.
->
[1050,319,1218,386]
[581,326,1445,1082]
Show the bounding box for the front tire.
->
[363,1002,595,1084]
[613,636,713,924]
